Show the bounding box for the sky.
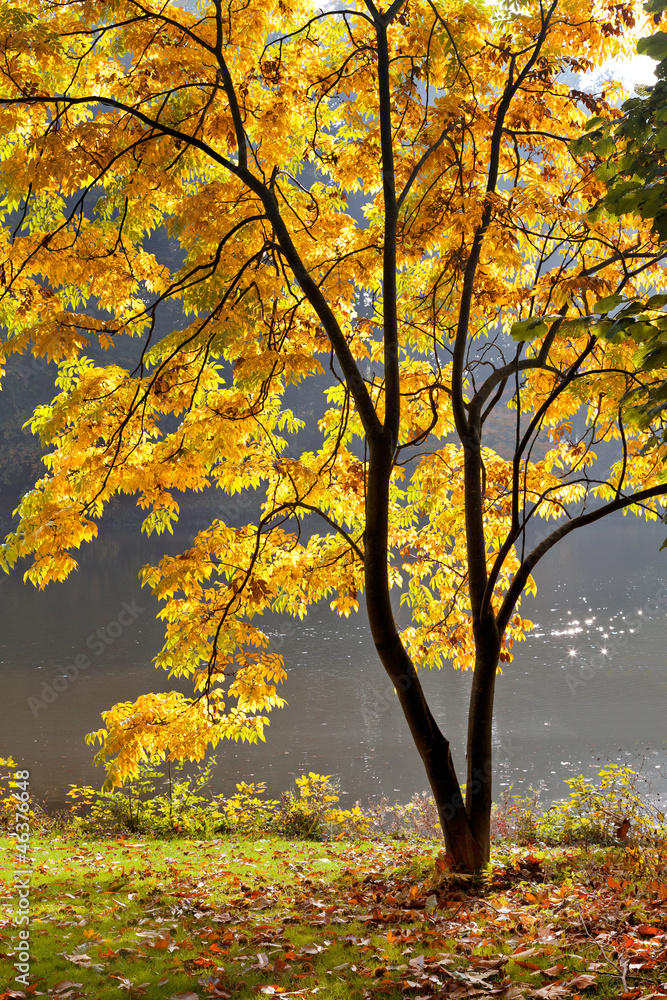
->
[581,53,657,94]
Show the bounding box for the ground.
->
[1,835,666,999]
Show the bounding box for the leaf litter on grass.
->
[1,837,666,1000]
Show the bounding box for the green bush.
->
[219,781,279,835]
[67,764,372,840]
[275,772,372,840]
[68,756,224,836]
[491,788,542,844]
[366,790,441,839]
[539,763,664,845]
[492,764,665,848]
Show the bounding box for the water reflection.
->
[0,512,665,811]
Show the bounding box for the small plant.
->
[149,756,225,835]
[0,755,18,830]
[68,756,224,835]
[67,763,372,839]
[491,787,542,844]
[539,764,664,846]
[277,773,348,839]
[366,790,441,839]
[221,781,279,835]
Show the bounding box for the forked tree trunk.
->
[365,433,492,871]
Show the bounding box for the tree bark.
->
[465,617,501,861]
[364,433,487,870]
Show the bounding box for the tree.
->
[1,0,666,872]
[571,0,667,441]
[579,0,667,240]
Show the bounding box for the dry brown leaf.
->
[251,896,272,909]
[567,975,598,990]
[534,984,571,998]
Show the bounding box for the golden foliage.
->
[0,0,664,783]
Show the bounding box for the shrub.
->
[366,790,441,839]
[491,764,666,850]
[274,772,372,840]
[220,781,279,835]
[68,756,224,836]
[491,787,542,844]
[539,763,664,846]
[0,755,18,830]
[67,764,372,840]
[0,756,59,834]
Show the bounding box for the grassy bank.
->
[1,833,666,1000]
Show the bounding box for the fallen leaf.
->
[567,975,598,989]
[534,985,571,998]
[251,896,272,910]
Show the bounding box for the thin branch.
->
[497,482,667,635]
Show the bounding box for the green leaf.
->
[593,294,629,313]
[590,318,614,339]
[647,293,667,309]
[510,317,547,341]
[640,344,667,369]
[510,314,561,341]
[560,317,591,336]
[583,116,607,132]
[628,320,660,342]
[637,31,667,61]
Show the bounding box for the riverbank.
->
[1,831,666,1000]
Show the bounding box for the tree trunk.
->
[364,432,487,871]
[465,617,501,863]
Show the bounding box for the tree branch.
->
[497,484,667,635]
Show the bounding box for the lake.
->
[1,501,666,813]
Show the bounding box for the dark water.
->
[1,505,666,811]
